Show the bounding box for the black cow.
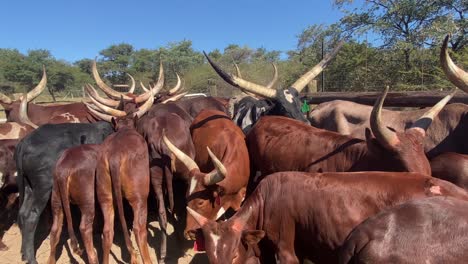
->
[204,41,343,132]
[15,121,113,264]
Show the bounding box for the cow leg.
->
[79,205,98,264]
[99,199,114,264]
[150,166,167,263]
[130,199,152,264]
[47,190,64,264]
[276,228,299,264]
[20,187,51,264]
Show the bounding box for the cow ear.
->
[241,230,265,245]
[365,127,373,141]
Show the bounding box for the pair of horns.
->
[84,88,155,122]
[92,60,165,103]
[0,66,47,105]
[205,40,344,98]
[162,132,227,187]
[370,86,456,149]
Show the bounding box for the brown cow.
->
[95,96,154,264]
[136,102,196,263]
[187,171,468,264]
[0,67,97,125]
[339,196,468,263]
[430,152,468,190]
[48,144,101,264]
[163,109,250,241]
[246,86,454,183]
[0,139,20,251]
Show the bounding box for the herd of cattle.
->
[0,34,467,264]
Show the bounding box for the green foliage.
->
[0,2,465,99]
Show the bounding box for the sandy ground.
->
[0,210,209,264]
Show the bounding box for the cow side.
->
[48,144,101,264]
[430,152,468,190]
[0,139,20,251]
[136,103,195,263]
[14,121,113,264]
[187,171,468,264]
[338,196,468,263]
[97,115,152,264]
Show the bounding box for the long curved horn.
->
[410,88,457,132]
[233,63,260,98]
[440,35,468,93]
[26,65,47,102]
[186,207,209,227]
[162,131,199,172]
[370,86,400,149]
[203,147,227,186]
[84,102,114,122]
[291,40,344,92]
[168,73,182,95]
[126,73,136,94]
[266,63,279,89]
[133,89,155,118]
[134,62,164,103]
[140,81,150,92]
[91,60,133,100]
[162,92,188,104]
[88,94,127,117]
[19,94,38,128]
[204,51,277,98]
[234,63,243,78]
[85,84,120,107]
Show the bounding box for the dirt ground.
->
[0,210,209,264]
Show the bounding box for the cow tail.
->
[57,169,81,255]
[164,161,174,213]
[109,158,135,255]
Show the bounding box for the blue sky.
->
[0,0,364,63]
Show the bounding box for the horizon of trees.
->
[0,0,465,99]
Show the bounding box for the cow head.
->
[0,66,47,121]
[363,86,456,174]
[205,41,343,129]
[162,133,229,240]
[187,206,264,264]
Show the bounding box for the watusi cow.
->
[187,171,468,264]
[136,102,196,263]
[162,109,250,241]
[246,86,453,184]
[93,94,155,264]
[339,196,468,263]
[308,35,468,158]
[47,144,101,264]
[14,120,113,264]
[204,41,344,132]
[0,66,98,124]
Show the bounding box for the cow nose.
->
[184,229,197,240]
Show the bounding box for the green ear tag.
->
[301,100,310,113]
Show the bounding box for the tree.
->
[334,0,466,70]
